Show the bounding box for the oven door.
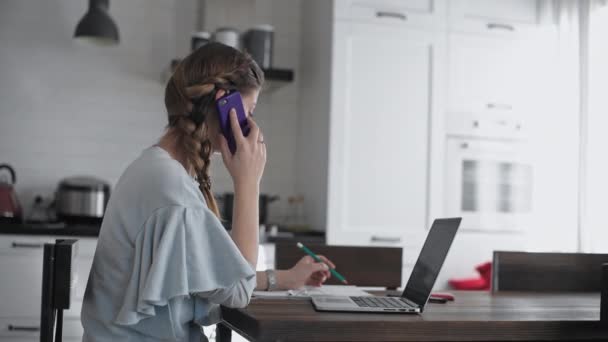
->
[446,138,533,232]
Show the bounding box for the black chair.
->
[493,251,608,293]
[601,263,608,325]
[40,239,78,342]
[493,252,608,325]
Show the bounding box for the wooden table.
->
[220,291,608,341]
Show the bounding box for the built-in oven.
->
[446,137,533,232]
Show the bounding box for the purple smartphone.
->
[217,91,250,154]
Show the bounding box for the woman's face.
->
[210,88,260,153]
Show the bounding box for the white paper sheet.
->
[252,285,372,299]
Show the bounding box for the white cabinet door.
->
[327,22,442,248]
[446,31,549,139]
[449,0,546,35]
[0,235,96,341]
[0,236,53,318]
[334,0,447,30]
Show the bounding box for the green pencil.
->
[296,242,348,284]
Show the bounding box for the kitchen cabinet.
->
[0,235,96,342]
[298,0,447,273]
[449,0,547,35]
[446,31,551,139]
[297,0,558,272]
[334,0,447,30]
[326,21,442,248]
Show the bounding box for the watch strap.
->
[265,269,278,291]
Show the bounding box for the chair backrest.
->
[40,239,77,342]
[492,251,608,293]
[275,243,402,289]
[602,264,608,324]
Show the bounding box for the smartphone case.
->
[217,91,250,154]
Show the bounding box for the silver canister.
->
[213,27,240,49]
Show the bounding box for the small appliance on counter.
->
[0,164,22,223]
[56,176,110,224]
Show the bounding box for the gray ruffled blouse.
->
[81,146,256,342]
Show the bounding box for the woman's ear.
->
[215,89,226,100]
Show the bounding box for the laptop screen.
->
[402,218,461,309]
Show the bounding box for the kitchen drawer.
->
[334,0,446,30]
[0,235,95,318]
[447,110,528,140]
[0,235,54,255]
[328,229,426,278]
[0,251,45,317]
[329,229,426,252]
[448,0,546,36]
[0,235,97,256]
[446,32,547,139]
[0,256,91,318]
[0,317,40,339]
[0,317,83,340]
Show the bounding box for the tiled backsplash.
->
[0,0,304,223]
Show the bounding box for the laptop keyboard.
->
[350,296,415,309]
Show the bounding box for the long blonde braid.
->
[164,42,264,218]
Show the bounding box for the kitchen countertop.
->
[0,222,101,237]
[0,221,326,242]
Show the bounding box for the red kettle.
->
[0,164,22,223]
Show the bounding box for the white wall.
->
[0,0,302,222]
[295,0,333,232]
[0,0,177,216]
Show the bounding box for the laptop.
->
[311,217,461,313]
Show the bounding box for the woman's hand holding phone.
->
[219,108,266,268]
[219,109,266,190]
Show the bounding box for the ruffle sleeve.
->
[114,204,255,326]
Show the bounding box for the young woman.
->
[81,43,334,342]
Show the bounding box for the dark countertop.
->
[0,222,101,237]
[0,221,325,242]
[265,232,325,244]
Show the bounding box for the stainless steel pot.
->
[56,176,110,222]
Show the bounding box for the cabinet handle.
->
[376,11,407,21]
[11,242,44,249]
[487,103,513,111]
[8,324,40,332]
[461,142,469,149]
[370,236,401,243]
[487,23,515,31]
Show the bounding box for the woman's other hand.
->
[219,109,266,190]
[283,255,336,289]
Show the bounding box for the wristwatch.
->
[265,269,278,291]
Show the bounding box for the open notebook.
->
[253,285,372,299]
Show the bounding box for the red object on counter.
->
[430,292,455,301]
[448,261,492,291]
[0,164,22,223]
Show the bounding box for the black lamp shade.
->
[74,0,119,45]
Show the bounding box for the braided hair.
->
[164,42,264,217]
